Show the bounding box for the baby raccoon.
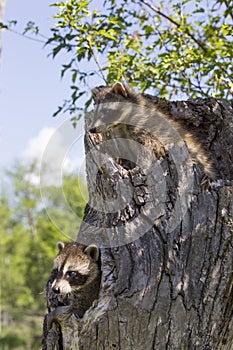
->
[88,82,216,179]
[50,241,101,318]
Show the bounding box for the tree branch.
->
[140,0,207,51]
[7,27,47,44]
[87,39,107,84]
[222,0,233,21]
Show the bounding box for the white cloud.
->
[23,172,41,186]
[22,127,56,162]
[22,122,86,187]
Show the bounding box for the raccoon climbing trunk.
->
[43,87,233,350]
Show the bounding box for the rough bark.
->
[43,95,233,349]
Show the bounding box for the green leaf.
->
[36,0,233,117]
[0,22,9,30]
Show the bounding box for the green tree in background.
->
[0,162,87,349]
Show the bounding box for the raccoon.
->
[88,82,216,179]
[50,241,101,319]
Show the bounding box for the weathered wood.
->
[43,93,233,349]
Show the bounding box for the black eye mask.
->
[65,271,88,286]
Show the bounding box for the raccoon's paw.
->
[200,174,213,191]
[47,305,73,330]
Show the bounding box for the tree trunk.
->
[43,92,233,349]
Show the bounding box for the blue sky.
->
[0,0,92,178]
[0,0,195,181]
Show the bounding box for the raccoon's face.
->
[51,242,100,295]
[89,82,131,134]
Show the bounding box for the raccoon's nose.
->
[89,127,97,133]
[52,285,60,294]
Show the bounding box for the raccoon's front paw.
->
[47,305,73,330]
[200,174,213,190]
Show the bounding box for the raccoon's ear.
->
[57,241,65,252]
[92,87,100,102]
[112,82,128,97]
[92,86,105,102]
[84,245,100,262]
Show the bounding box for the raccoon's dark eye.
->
[66,271,77,278]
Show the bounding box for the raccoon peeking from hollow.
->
[88,82,216,180]
[50,241,101,318]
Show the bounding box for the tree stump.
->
[43,86,233,350]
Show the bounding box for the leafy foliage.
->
[0,162,87,348]
[1,0,232,116]
[44,0,233,115]
[1,0,233,117]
